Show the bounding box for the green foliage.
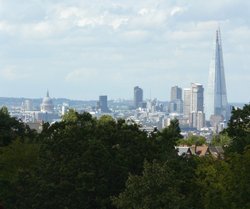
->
[0,107,36,146]
[225,104,250,154]
[0,106,9,116]
[154,119,182,159]
[23,112,154,209]
[113,161,185,209]
[192,157,230,209]
[177,134,206,146]
[1,109,250,209]
[227,104,250,137]
[61,109,78,122]
[0,140,40,209]
[226,149,250,209]
[113,156,197,209]
[0,140,39,182]
[211,133,232,146]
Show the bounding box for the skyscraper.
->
[134,86,143,108]
[169,86,183,114]
[183,88,191,118]
[171,86,182,101]
[190,83,204,113]
[190,83,205,130]
[206,28,228,120]
[98,95,109,113]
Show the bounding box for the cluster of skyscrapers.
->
[168,28,229,131]
[169,83,205,130]
[132,28,230,132]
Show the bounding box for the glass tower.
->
[206,28,228,120]
[134,86,143,108]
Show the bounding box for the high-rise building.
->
[61,103,69,115]
[134,86,143,108]
[171,86,182,101]
[183,88,191,118]
[190,83,204,113]
[98,95,109,113]
[206,28,228,120]
[169,100,183,113]
[23,99,33,111]
[187,83,205,130]
[169,86,183,114]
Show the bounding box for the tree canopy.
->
[0,106,250,209]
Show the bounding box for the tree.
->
[61,109,78,123]
[211,133,232,146]
[0,140,40,209]
[225,149,250,209]
[154,119,182,160]
[177,134,206,146]
[192,157,230,209]
[22,112,155,209]
[113,161,185,209]
[225,104,250,154]
[0,107,36,146]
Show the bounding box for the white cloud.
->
[0,66,29,81]
[0,21,14,34]
[138,8,149,16]
[58,6,80,19]
[65,69,99,82]
[170,6,186,16]
[0,0,249,101]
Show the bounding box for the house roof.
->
[209,145,224,158]
[190,145,210,156]
[176,146,192,156]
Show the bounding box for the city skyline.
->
[0,0,250,102]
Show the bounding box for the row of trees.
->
[0,105,249,209]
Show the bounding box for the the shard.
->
[206,28,228,120]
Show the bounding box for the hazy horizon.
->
[0,0,250,103]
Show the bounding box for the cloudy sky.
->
[0,0,249,102]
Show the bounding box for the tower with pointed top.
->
[206,28,228,121]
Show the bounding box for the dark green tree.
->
[225,104,250,154]
[21,112,155,209]
[0,139,39,209]
[192,157,230,209]
[154,119,182,160]
[225,149,250,209]
[113,161,184,209]
[0,106,36,146]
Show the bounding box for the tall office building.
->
[134,86,143,108]
[98,95,109,113]
[190,83,204,113]
[206,28,228,120]
[183,88,191,118]
[169,86,183,113]
[189,83,205,130]
[171,86,182,101]
[23,99,33,111]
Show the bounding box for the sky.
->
[0,0,250,102]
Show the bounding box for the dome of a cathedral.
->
[41,91,54,113]
[42,95,53,105]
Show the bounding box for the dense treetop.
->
[0,104,250,209]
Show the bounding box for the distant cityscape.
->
[0,28,248,141]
